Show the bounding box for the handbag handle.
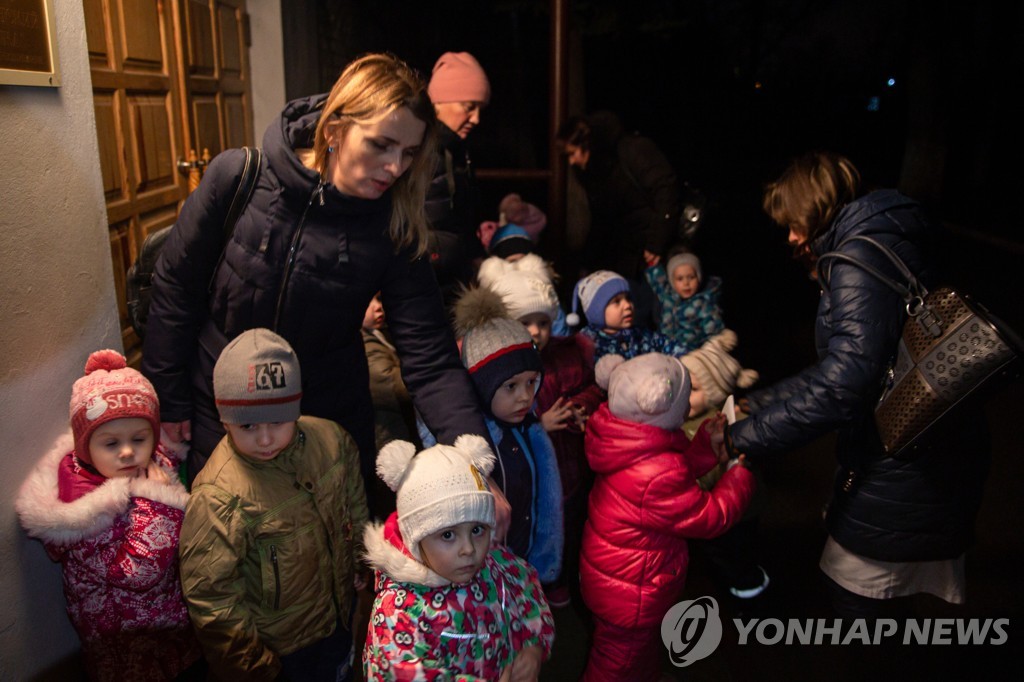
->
[816,235,943,337]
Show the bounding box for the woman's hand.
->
[507,645,543,682]
[643,250,661,267]
[145,460,171,484]
[540,397,574,433]
[161,420,192,445]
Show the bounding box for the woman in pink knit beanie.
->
[424,51,493,307]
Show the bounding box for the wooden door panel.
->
[192,96,223,156]
[108,221,133,349]
[186,0,216,77]
[83,0,109,65]
[119,1,163,70]
[224,95,248,150]
[94,93,125,202]
[127,94,176,193]
[217,3,242,75]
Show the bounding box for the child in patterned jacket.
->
[16,350,202,681]
[363,435,555,680]
[569,269,695,362]
[644,250,725,349]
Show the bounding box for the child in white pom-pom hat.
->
[363,435,554,681]
[569,269,694,363]
[580,352,754,682]
[16,349,202,681]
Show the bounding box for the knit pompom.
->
[84,349,127,374]
[454,434,496,477]
[737,368,760,388]
[707,329,738,352]
[565,312,580,327]
[594,354,626,390]
[376,440,417,491]
[453,285,509,339]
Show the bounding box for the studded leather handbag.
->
[817,235,1022,459]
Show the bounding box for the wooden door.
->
[179,0,254,159]
[85,0,253,365]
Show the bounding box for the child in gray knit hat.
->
[644,248,726,349]
[179,328,370,682]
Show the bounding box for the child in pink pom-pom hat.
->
[15,349,201,681]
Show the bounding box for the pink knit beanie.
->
[69,350,161,463]
[427,52,491,105]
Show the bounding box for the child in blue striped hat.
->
[569,270,695,363]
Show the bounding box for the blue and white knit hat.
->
[488,223,534,258]
[566,270,630,328]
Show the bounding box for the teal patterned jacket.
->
[644,264,725,349]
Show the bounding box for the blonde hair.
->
[763,151,862,244]
[311,53,437,256]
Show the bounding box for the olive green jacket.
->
[179,416,368,681]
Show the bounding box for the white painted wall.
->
[248,0,287,145]
[0,1,120,679]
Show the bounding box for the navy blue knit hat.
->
[488,223,534,259]
[455,286,543,407]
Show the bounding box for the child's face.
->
[519,312,552,351]
[490,370,541,423]
[419,521,492,584]
[671,264,700,299]
[88,418,155,479]
[362,293,385,330]
[688,374,708,418]
[224,421,297,461]
[603,292,634,332]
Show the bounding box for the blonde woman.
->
[143,54,490,515]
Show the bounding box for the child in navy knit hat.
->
[569,270,695,363]
[420,286,565,588]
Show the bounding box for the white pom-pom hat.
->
[376,435,496,560]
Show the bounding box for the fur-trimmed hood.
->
[363,517,450,588]
[16,431,189,547]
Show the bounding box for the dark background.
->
[282,0,1023,380]
[279,2,1022,679]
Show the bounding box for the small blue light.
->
[887,78,896,87]
[867,96,880,112]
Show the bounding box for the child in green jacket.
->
[179,328,369,682]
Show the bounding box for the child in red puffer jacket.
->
[580,352,754,682]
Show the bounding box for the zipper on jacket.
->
[270,544,281,610]
[273,181,324,329]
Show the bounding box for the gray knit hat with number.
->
[214,328,303,424]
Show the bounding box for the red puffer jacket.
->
[580,404,755,629]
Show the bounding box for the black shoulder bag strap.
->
[207,146,262,292]
[816,235,942,338]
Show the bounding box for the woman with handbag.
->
[725,151,990,618]
[141,53,492,518]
